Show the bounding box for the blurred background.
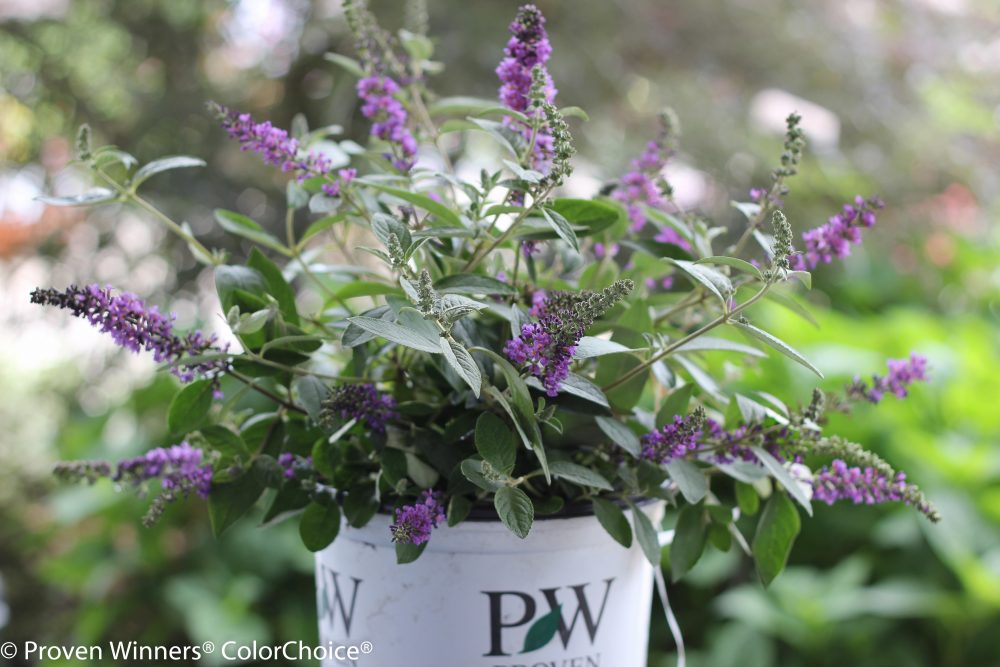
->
[1,0,999,665]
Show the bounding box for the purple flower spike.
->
[789,195,884,270]
[812,459,935,518]
[613,138,690,249]
[504,322,575,397]
[848,354,929,404]
[357,75,417,172]
[641,414,701,463]
[30,285,229,387]
[496,5,556,169]
[321,383,398,434]
[390,490,446,545]
[115,442,213,499]
[215,104,334,182]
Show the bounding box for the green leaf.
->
[494,486,534,539]
[521,605,562,654]
[405,452,440,488]
[664,459,708,504]
[345,316,442,353]
[559,106,590,121]
[541,208,580,252]
[656,384,695,427]
[215,265,268,312]
[735,393,768,424]
[447,495,473,527]
[247,247,299,324]
[574,337,637,359]
[628,501,663,567]
[36,188,117,207]
[370,212,412,249]
[261,483,311,526]
[668,259,732,306]
[324,52,364,77]
[476,412,517,475]
[440,337,482,397]
[132,156,205,188]
[670,503,706,581]
[695,255,764,280]
[534,373,608,407]
[366,182,463,227]
[786,270,812,290]
[460,458,504,492]
[750,446,813,516]
[752,492,801,586]
[214,209,289,254]
[548,198,620,238]
[730,320,824,378]
[294,376,328,422]
[200,425,250,471]
[299,501,341,552]
[548,461,613,491]
[208,459,268,537]
[736,481,760,516]
[395,542,428,564]
[167,379,215,434]
[428,96,525,119]
[592,498,632,548]
[434,274,516,296]
[674,336,766,357]
[595,417,640,457]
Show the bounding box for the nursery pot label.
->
[316,502,663,667]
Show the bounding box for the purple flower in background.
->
[789,195,884,270]
[278,452,313,479]
[594,242,619,259]
[30,285,229,389]
[613,140,690,249]
[115,442,213,499]
[214,104,333,181]
[321,168,357,198]
[390,490,446,545]
[496,5,556,168]
[321,383,398,433]
[641,415,701,463]
[521,240,541,257]
[357,75,417,171]
[847,354,929,404]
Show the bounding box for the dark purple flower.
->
[357,75,417,172]
[521,239,541,257]
[214,104,334,182]
[812,459,935,518]
[115,442,213,499]
[641,415,701,463]
[321,383,398,433]
[278,452,313,479]
[496,5,556,169]
[390,490,446,545]
[30,285,229,389]
[505,322,575,397]
[847,354,929,404]
[789,195,884,270]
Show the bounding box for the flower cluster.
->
[320,383,398,433]
[505,280,633,396]
[357,76,417,172]
[790,195,884,270]
[213,104,334,182]
[812,459,936,518]
[115,442,214,526]
[496,4,556,168]
[612,112,687,247]
[30,285,229,389]
[278,453,313,479]
[390,490,446,545]
[847,353,929,404]
[640,413,703,463]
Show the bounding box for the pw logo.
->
[482,578,615,656]
[317,565,362,636]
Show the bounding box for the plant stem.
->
[463,185,553,272]
[228,368,307,414]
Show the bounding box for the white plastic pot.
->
[315,500,665,667]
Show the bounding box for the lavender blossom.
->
[213,103,335,182]
[390,490,446,545]
[30,285,229,389]
[278,452,313,479]
[505,281,633,396]
[115,442,214,525]
[641,414,701,463]
[789,195,884,270]
[320,383,398,433]
[496,5,556,168]
[812,459,937,519]
[357,75,418,172]
[847,354,929,404]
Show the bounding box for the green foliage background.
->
[1,1,997,665]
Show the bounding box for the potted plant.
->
[37,2,938,666]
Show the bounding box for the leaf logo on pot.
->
[482,578,614,657]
